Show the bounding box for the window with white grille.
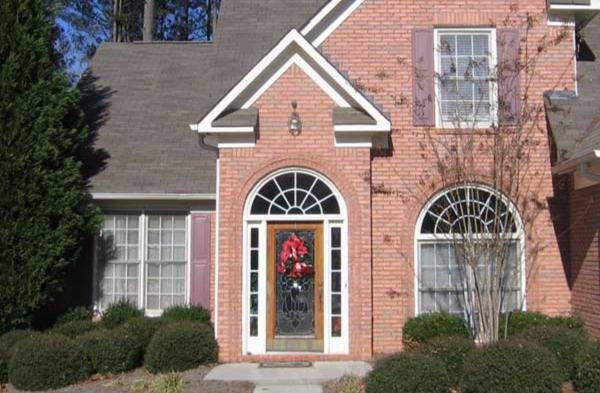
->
[436,30,496,127]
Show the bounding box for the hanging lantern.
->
[288,101,302,136]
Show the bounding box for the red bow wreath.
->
[277,233,314,278]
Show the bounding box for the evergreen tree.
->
[0,0,100,333]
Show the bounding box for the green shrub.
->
[101,300,144,329]
[145,322,217,374]
[366,352,450,393]
[402,313,469,349]
[0,330,41,384]
[462,340,564,393]
[519,325,588,381]
[50,319,97,338]
[416,336,475,388]
[8,335,90,391]
[574,341,600,393]
[55,306,93,326]
[161,305,211,326]
[121,317,165,357]
[499,311,587,338]
[78,327,143,375]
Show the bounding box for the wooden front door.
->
[267,223,324,352]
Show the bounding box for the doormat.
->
[259,362,313,368]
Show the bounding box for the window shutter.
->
[497,29,521,126]
[412,28,435,127]
[191,213,211,309]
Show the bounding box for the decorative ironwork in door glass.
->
[275,230,316,336]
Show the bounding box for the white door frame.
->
[241,168,349,355]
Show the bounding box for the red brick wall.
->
[217,65,373,362]
[321,0,574,355]
[215,0,577,361]
[570,183,600,337]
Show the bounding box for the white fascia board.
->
[216,132,256,148]
[196,126,255,134]
[194,28,390,135]
[301,0,343,35]
[549,0,600,11]
[92,193,216,201]
[334,124,391,132]
[302,0,368,47]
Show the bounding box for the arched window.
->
[250,171,341,216]
[416,185,523,317]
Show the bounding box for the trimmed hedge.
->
[50,320,97,339]
[402,313,469,349]
[8,335,91,391]
[78,327,144,375]
[462,340,564,393]
[499,311,586,337]
[55,307,93,326]
[0,330,41,384]
[161,305,211,325]
[519,325,588,381]
[100,300,144,330]
[145,322,217,374]
[416,336,475,388]
[574,341,600,393]
[121,317,165,358]
[366,352,450,393]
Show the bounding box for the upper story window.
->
[435,29,497,128]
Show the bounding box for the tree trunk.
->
[143,0,154,41]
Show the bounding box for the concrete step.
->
[254,385,323,393]
[205,361,371,386]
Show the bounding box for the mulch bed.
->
[0,367,254,393]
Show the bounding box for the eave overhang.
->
[548,0,600,26]
[190,28,391,147]
[551,149,600,174]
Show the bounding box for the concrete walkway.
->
[205,361,372,393]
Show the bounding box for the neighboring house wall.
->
[570,182,600,337]
[217,64,373,362]
[320,0,574,354]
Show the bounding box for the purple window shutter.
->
[497,29,521,126]
[412,28,435,126]
[191,213,211,309]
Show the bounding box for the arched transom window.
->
[250,171,341,216]
[416,185,523,317]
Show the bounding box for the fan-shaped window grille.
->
[420,186,517,235]
[250,171,341,216]
[417,185,523,317]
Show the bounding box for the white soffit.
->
[191,28,390,135]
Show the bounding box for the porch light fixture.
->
[288,101,302,136]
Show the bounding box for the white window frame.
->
[414,185,527,318]
[434,28,499,129]
[93,211,192,317]
[242,168,349,356]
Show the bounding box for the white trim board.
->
[301,0,368,47]
[191,28,390,136]
[92,193,216,201]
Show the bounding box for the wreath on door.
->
[277,233,314,278]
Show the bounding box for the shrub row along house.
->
[81,0,600,362]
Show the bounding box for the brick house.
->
[83,0,600,362]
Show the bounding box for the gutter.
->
[551,150,600,174]
[91,193,216,201]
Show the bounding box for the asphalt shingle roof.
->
[547,15,600,163]
[85,0,329,195]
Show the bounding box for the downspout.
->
[214,157,220,339]
[579,163,600,182]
